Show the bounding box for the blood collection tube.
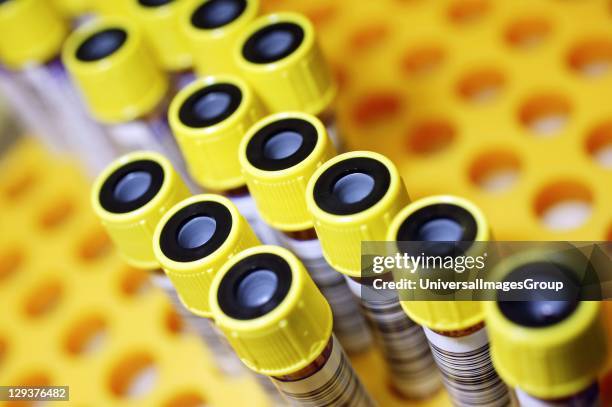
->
[0,0,115,174]
[91,151,190,269]
[234,12,342,149]
[486,253,608,407]
[128,0,195,89]
[305,151,441,399]
[388,195,511,406]
[152,193,260,376]
[238,111,373,355]
[209,245,376,406]
[180,0,259,76]
[168,74,278,244]
[62,16,189,181]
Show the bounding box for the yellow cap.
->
[485,250,608,399]
[180,0,259,76]
[90,0,130,16]
[0,0,68,69]
[168,75,265,191]
[153,194,260,318]
[62,17,168,123]
[234,12,336,116]
[91,151,190,269]
[306,151,409,277]
[389,195,490,332]
[210,245,333,376]
[52,0,91,17]
[487,300,606,399]
[239,112,336,232]
[128,0,192,71]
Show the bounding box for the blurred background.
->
[0,0,611,406]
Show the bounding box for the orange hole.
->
[351,92,403,126]
[505,17,551,49]
[407,120,456,154]
[457,68,505,104]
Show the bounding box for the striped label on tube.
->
[272,336,375,407]
[424,327,511,406]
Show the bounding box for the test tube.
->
[0,0,115,174]
[305,151,441,399]
[486,253,608,406]
[388,195,511,406]
[238,111,373,355]
[91,151,190,269]
[168,74,278,244]
[209,245,376,406]
[62,16,189,181]
[128,0,195,89]
[180,0,259,76]
[234,12,342,149]
[152,193,260,376]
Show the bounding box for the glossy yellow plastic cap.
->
[235,12,336,116]
[169,74,265,191]
[180,0,259,76]
[389,195,490,332]
[485,251,608,399]
[210,245,332,376]
[153,194,260,318]
[239,112,335,231]
[487,299,606,399]
[129,0,192,71]
[0,0,68,69]
[306,151,409,277]
[63,17,168,123]
[91,151,190,269]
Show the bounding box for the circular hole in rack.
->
[120,267,151,297]
[448,0,489,24]
[351,92,403,126]
[568,39,612,78]
[457,68,505,104]
[109,352,158,399]
[586,121,612,168]
[2,170,38,202]
[407,119,456,155]
[349,23,389,52]
[469,149,521,192]
[505,17,551,49]
[0,336,7,366]
[39,198,75,230]
[401,45,445,76]
[65,314,107,355]
[0,246,24,282]
[23,278,63,318]
[305,5,338,28]
[519,93,571,137]
[18,371,51,386]
[534,180,593,231]
[78,227,113,262]
[165,307,184,335]
[164,391,207,407]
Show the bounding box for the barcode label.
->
[424,327,510,406]
[272,336,375,407]
[352,281,441,398]
[279,236,372,354]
